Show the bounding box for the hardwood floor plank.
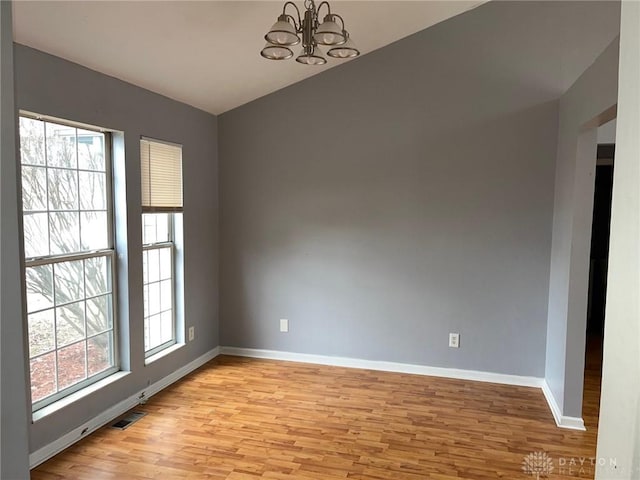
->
[31,354,601,479]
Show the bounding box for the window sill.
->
[145,343,184,366]
[32,370,130,422]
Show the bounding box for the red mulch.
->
[30,341,110,403]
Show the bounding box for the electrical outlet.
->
[188,326,195,341]
[449,333,460,348]
[279,319,289,333]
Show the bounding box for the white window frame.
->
[19,112,119,412]
[142,213,177,357]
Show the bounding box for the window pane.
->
[20,117,46,165]
[21,166,47,211]
[30,352,57,403]
[50,211,80,254]
[142,213,157,244]
[48,168,78,211]
[142,213,170,244]
[46,122,76,168]
[57,341,87,390]
[160,279,172,312]
[160,311,172,345]
[56,302,85,347]
[148,249,160,282]
[54,260,84,305]
[142,250,148,284]
[148,281,161,316]
[155,214,169,242]
[77,129,105,171]
[85,256,110,297]
[80,211,109,250]
[147,314,162,350]
[88,332,112,376]
[86,294,112,336]
[143,284,149,318]
[79,171,106,210]
[28,309,55,358]
[25,265,54,313]
[23,213,49,258]
[159,247,172,280]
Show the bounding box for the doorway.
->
[582,120,615,428]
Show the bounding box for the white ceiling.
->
[12,1,483,114]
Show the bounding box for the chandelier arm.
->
[282,1,302,27]
[316,1,332,18]
[286,14,302,33]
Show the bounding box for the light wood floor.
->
[31,353,601,479]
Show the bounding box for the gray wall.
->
[597,119,617,144]
[596,1,640,476]
[545,39,619,419]
[12,45,219,453]
[1,2,31,478]
[219,2,564,376]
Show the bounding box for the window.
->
[142,213,178,355]
[19,115,117,410]
[140,138,183,357]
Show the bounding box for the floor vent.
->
[111,411,147,430]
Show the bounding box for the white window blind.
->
[140,138,183,212]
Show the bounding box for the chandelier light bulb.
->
[329,48,348,58]
[327,32,360,59]
[275,32,290,44]
[322,33,336,45]
[261,43,294,60]
[313,14,345,46]
[264,15,300,46]
[296,45,326,65]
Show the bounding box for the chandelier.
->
[261,0,360,65]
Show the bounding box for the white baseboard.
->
[29,346,220,468]
[541,380,586,431]
[220,346,544,388]
[221,347,587,430]
[142,346,220,399]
